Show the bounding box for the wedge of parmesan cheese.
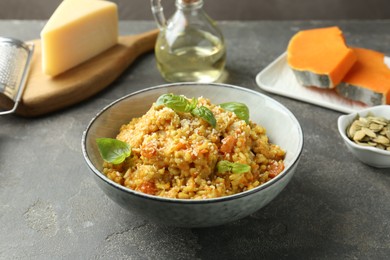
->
[40,0,118,77]
[287,26,357,89]
[336,48,390,106]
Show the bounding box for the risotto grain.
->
[103,96,285,199]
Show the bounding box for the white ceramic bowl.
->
[81,83,304,227]
[337,105,390,168]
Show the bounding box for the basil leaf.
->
[188,97,198,111]
[220,102,250,123]
[156,93,193,113]
[217,160,250,174]
[216,160,232,173]
[96,138,131,164]
[231,162,251,174]
[192,106,216,128]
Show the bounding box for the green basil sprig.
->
[220,102,249,123]
[96,138,131,164]
[156,93,216,128]
[217,160,251,174]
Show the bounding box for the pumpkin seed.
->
[353,130,366,141]
[362,127,377,138]
[346,114,390,152]
[371,117,389,125]
[369,123,383,132]
[385,130,390,140]
[373,135,390,144]
[377,144,386,150]
[347,123,360,138]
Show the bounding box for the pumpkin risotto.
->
[101,95,285,199]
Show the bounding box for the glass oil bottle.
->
[151,0,226,83]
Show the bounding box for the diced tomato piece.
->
[268,161,284,178]
[141,142,157,158]
[220,136,237,154]
[139,181,157,195]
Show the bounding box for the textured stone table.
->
[1,20,389,259]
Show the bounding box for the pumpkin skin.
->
[336,48,390,106]
[287,26,357,89]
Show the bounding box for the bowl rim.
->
[337,105,390,156]
[81,82,304,204]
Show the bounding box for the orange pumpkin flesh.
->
[287,26,357,88]
[336,48,390,105]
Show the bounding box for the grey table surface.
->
[0,20,389,259]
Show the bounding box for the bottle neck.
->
[176,0,203,10]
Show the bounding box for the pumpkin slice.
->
[287,26,357,89]
[336,48,390,106]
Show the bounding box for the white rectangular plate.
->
[255,52,368,114]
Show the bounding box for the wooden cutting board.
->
[0,29,159,117]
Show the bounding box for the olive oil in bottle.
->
[151,0,226,83]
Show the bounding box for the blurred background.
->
[1,0,390,20]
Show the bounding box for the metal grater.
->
[0,37,34,115]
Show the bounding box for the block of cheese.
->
[336,48,390,106]
[40,0,118,77]
[287,26,357,89]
